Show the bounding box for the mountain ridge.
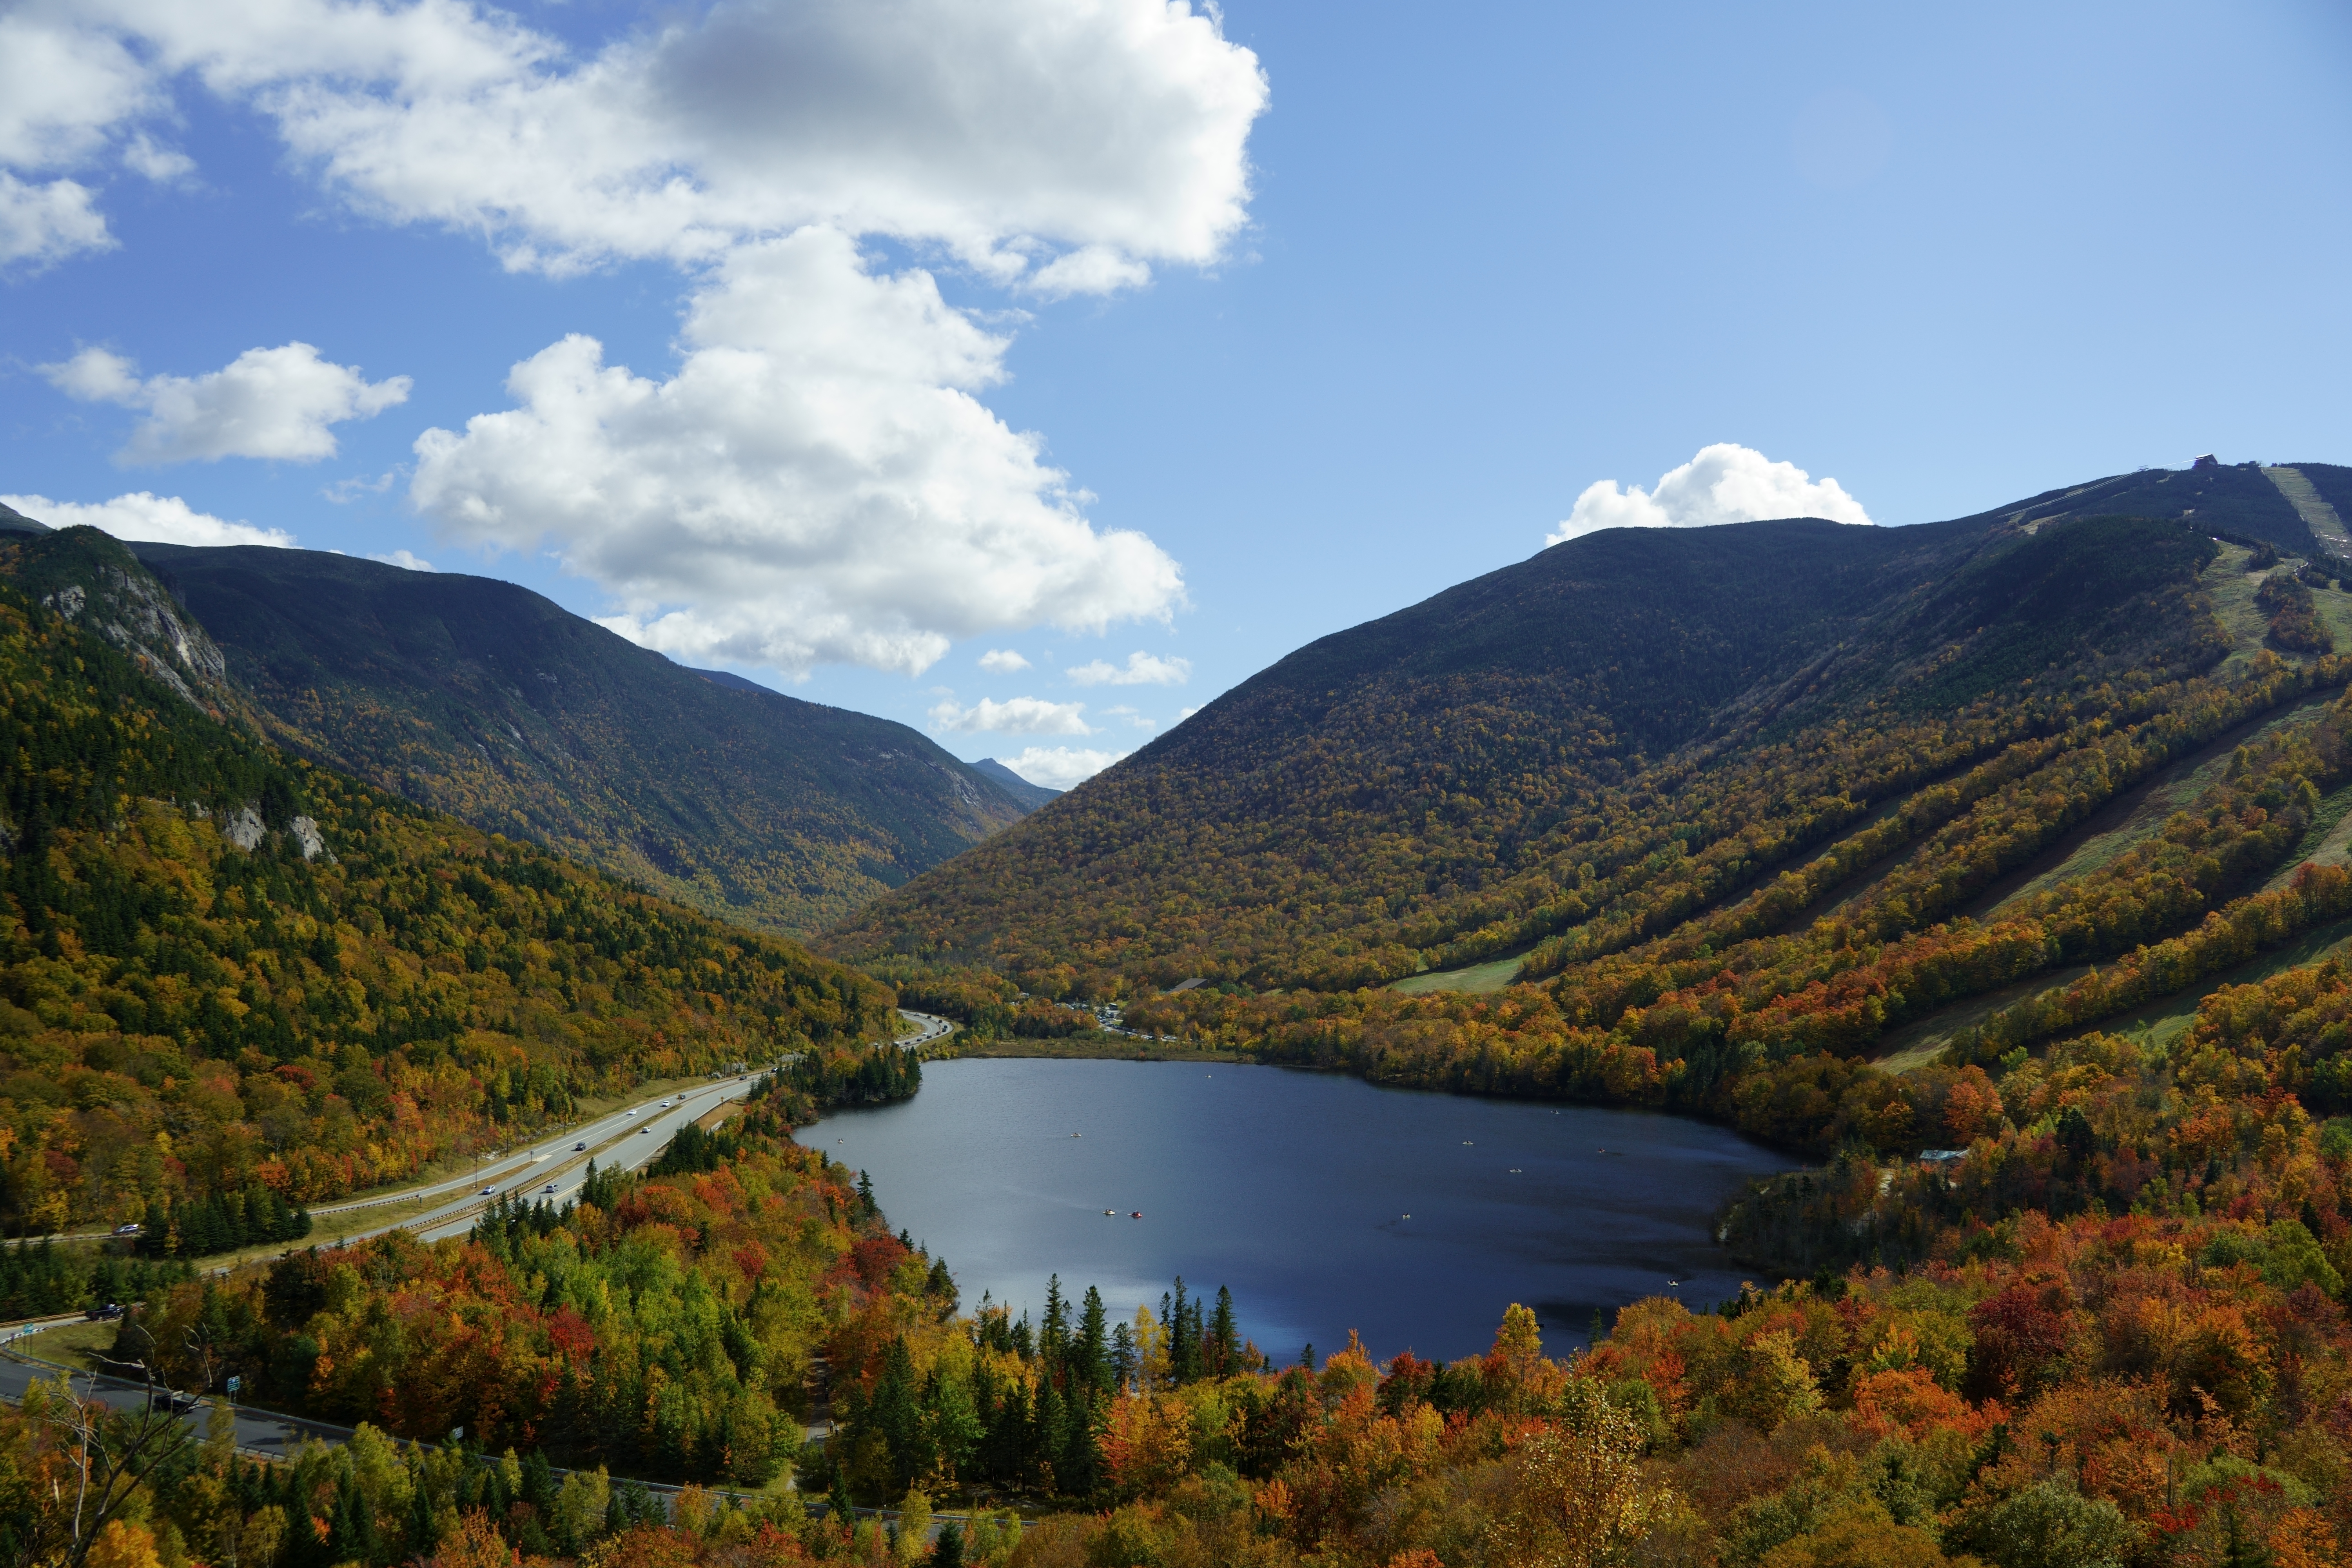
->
[95,536,1033,937]
[822,468,2314,998]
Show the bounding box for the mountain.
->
[88,535,1035,937]
[825,465,2352,1011]
[0,524,897,1236]
[971,756,1062,811]
[0,502,50,535]
[684,664,773,694]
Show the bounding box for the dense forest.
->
[0,526,898,1235]
[29,949,2352,1568]
[825,510,2270,996]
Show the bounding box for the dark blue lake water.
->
[805,1059,1789,1364]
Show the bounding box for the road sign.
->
[225,1376,240,1395]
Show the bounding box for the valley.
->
[4,470,2352,1568]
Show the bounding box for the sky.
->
[3,2,2350,790]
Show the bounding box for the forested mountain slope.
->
[0,526,896,1237]
[827,479,2264,995]
[98,536,1028,937]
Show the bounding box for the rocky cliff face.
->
[0,520,242,720]
[39,562,237,714]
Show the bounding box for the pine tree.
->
[1073,1286,1109,1394]
[1209,1285,1241,1375]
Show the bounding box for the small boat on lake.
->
[1130,1211,1143,1219]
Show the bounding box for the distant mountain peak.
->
[973,757,1061,811]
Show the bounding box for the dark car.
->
[82,1302,123,1321]
[146,1389,201,1415]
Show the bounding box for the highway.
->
[0,1009,1015,1532]
[14,1009,956,1252]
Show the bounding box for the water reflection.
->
[808,1058,1789,1363]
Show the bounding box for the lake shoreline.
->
[806,1056,1794,1361]
[932,1034,1252,1064]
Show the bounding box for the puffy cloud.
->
[415,230,1186,677]
[0,173,111,268]
[19,0,1262,674]
[71,0,1265,286]
[0,491,295,548]
[1067,650,1191,686]
[998,745,1128,789]
[1547,444,1875,545]
[928,696,1093,735]
[978,648,1032,673]
[368,548,435,571]
[46,343,412,465]
[0,8,161,170]
[0,7,168,263]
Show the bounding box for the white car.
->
[624,1109,636,1117]
[479,1187,495,1196]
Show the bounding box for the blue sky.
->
[3,1,2349,787]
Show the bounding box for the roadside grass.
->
[20,1319,120,1372]
[1388,953,1527,996]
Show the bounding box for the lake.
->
[804,1058,1790,1364]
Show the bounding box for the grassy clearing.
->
[1873,965,2093,1075]
[2206,546,2275,671]
[2094,914,2352,1056]
[1388,953,1527,995]
[2268,780,2352,889]
[2314,581,2352,651]
[1972,692,2336,919]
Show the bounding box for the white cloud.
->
[122,132,195,183]
[979,648,1032,673]
[1177,705,1200,720]
[416,230,1187,677]
[1548,444,1875,545]
[0,8,160,171]
[1067,649,1191,686]
[0,490,294,548]
[928,695,1093,735]
[60,0,1265,286]
[368,548,435,572]
[0,172,111,268]
[46,343,411,465]
[10,0,1264,674]
[999,746,1128,789]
